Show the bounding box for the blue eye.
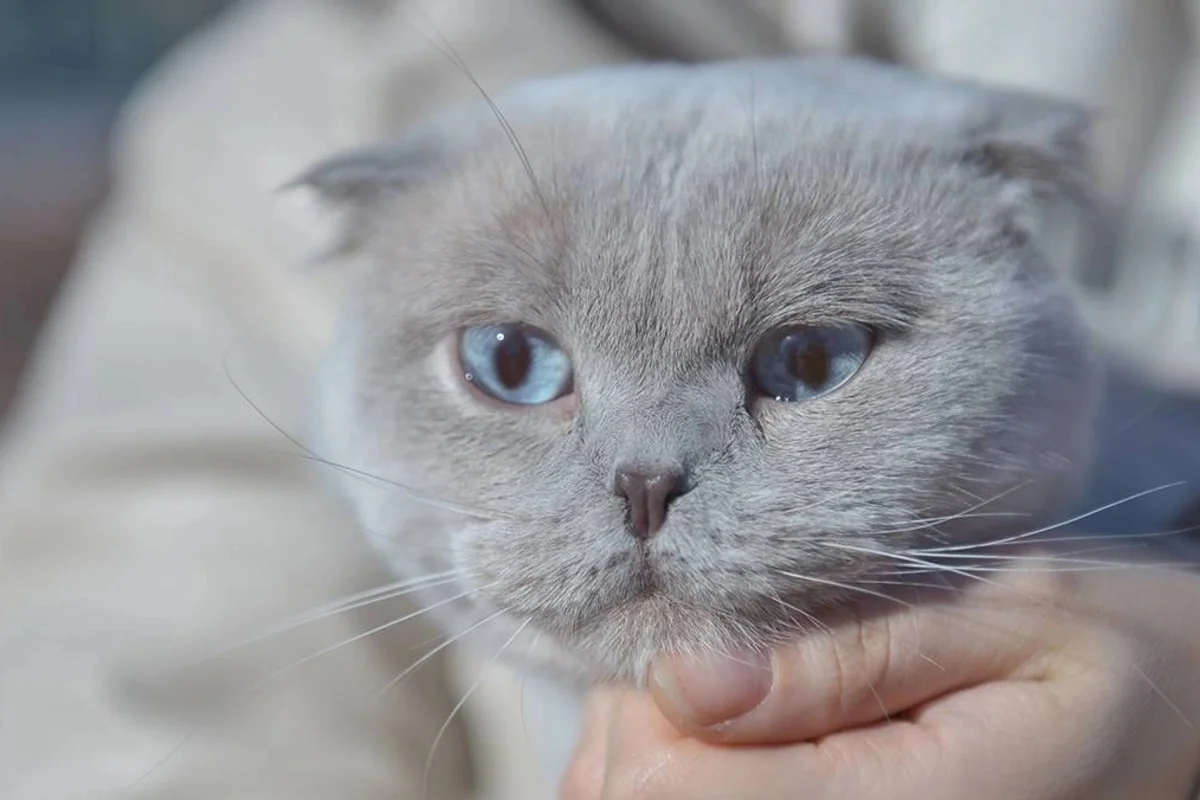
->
[750,325,872,402]
[458,324,573,406]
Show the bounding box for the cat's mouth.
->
[625,546,664,598]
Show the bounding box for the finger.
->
[650,570,1066,745]
[603,681,1105,800]
[559,688,626,800]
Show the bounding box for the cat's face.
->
[311,58,1097,682]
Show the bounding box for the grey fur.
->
[309,57,1098,684]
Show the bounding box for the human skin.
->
[561,548,1200,799]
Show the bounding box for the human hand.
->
[561,551,1200,799]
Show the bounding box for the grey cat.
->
[307,56,1099,687]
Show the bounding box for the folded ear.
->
[959,91,1094,205]
[285,138,440,258]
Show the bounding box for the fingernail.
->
[650,650,773,728]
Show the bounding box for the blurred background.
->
[0,0,229,417]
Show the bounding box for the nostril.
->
[614,465,688,540]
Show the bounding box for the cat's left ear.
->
[959,92,1095,205]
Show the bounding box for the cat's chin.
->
[440,589,748,687]
[497,592,807,687]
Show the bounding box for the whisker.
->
[883,562,1191,575]
[776,570,916,610]
[757,488,856,519]
[422,617,532,800]
[223,349,517,521]
[858,577,966,591]
[779,593,896,719]
[899,550,1162,569]
[253,583,496,691]
[372,609,507,701]
[870,480,1037,536]
[870,510,1030,536]
[916,483,1188,554]
[1131,661,1196,731]
[921,524,1200,552]
[816,541,1035,602]
[409,18,550,216]
[772,595,834,636]
[195,570,464,666]
[289,452,515,520]
[127,581,491,789]
[807,542,1196,729]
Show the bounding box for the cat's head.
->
[307,58,1098,683]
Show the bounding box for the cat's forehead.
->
[417,116,961,362]
[349,57,1078,360]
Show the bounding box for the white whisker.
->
[1131,661,1196,731]
[901,550,1153,569]
[224,349,518,521]
[816,541,1020,598]
[923,525,1200,552]
[772,595,834,635]
[870,510,1029,536]
[873,481,1034,536]
[372,609,507,701]
[196,570,463,665]
[421,617,532,800]
[253,583,496,690]
[776,570,916,610]
[917,483,1186,554]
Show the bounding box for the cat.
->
[306,56,1099,690]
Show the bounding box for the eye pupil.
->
[750,324,872,402]
[493,331,533,389]
[788,339,830,388]
[458,324,573,407]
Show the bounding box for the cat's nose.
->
[613,466,688,540]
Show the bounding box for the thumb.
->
[648,588,1056,745]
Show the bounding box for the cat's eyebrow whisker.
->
[373,609,507,701]
[252,582,498,691]
[194,570,465,666]
[916,482,1188,555]
[421,617,532,800]
[408,16,550,217]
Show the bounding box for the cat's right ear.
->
[282,140,438,260]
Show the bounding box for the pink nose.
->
[614,466,686,539]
